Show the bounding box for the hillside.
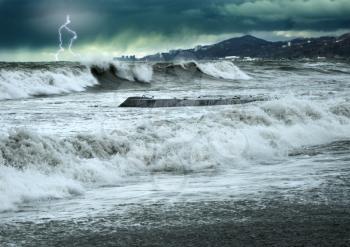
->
[140,33,350,61]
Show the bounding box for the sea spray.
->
[1,97,350,211]
[0,60,251,100]
[196,60,251,80]
[0,66,97,100]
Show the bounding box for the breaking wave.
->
[152,60,251,80]
[0,60,250,100]
[89,61,153,84]
[1,97,350,211]
[196,61,251,80]
[0,64,97,100]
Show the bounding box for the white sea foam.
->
[112,61,153,83]
[0,67,97,100]
[0,60,251,101]
[0,166,84,212]
[132,64,154,82]
[0,60,154,101]
[1,97,349,211]
[196,60,251,80]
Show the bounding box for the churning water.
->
[1,59,350,245]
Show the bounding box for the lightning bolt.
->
[55,15,80,61]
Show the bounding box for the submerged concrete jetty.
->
[119,96,266,108]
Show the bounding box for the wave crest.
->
[0,60,251,100]
[153,60,251,80]
[0,129,130,168]
[196,61,251,80]
[1,98,350,211]
[0,65,97,100]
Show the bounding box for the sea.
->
[0,59,350,246]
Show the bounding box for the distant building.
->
[282,41,292,48]
[114,55,137,61]
[194,45,202,52]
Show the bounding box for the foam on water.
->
[0,60,252,101]
[196,60,251,80]
[0,67,97,100]
[1,97,349,212]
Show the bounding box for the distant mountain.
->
[140,33,350,61]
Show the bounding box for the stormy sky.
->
[1,0,350,61]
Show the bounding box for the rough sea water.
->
[0,59,350,246]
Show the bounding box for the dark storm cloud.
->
[0,0,350,49]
